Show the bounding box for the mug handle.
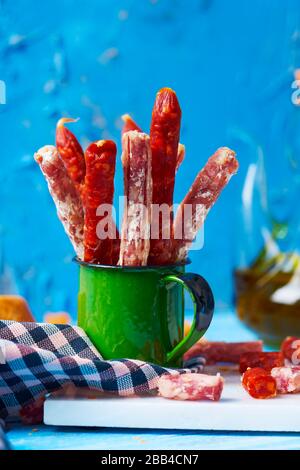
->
[162,273,214,365]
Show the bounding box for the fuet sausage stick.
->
[173,147,239,263]
[184,340,263,364]
[119,131,152,266]
[84,140,117,265]
[34,145,84,259]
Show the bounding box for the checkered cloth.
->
[0,320,204,420]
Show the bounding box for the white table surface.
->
[7,310,300,450]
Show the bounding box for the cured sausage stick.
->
[173,147,239,262]
[34,145,84,258]
[239,352,283,373]
[57,119,120,264]
[121,113,185,170]
[184,340,263,364]
[56,118,86,195]
[84,140,117,265]
[121,114,143,135]
[148,87,182,265]
[158,373,224,401]
[119,131,152,266]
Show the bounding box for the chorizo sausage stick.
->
[184,340,263,364]
[56,118,86,195]
[239,352,283,373]
[148,87,182,265]
[84,140,117,265]
[121,113,185,170]
[121,114,142,135]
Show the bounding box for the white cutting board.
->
[44,372,300,432]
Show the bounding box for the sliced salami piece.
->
[281,336,300,365]
[271,366,300,394]
[242,367,277,399]
[184,340,263,364]
[148,87,182,265]
[239,352,283,373]
[84,140,117,265]
[158,372,224,401]
[34,145,84,258]
[56,118,86,194]
[119,131,152,266]
[173,147,239,262]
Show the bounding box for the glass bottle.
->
[233,68,300,346]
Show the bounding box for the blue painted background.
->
[0,0,300,320]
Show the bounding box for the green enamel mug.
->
[76,258,214,367]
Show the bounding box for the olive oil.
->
[234,264,300,347]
